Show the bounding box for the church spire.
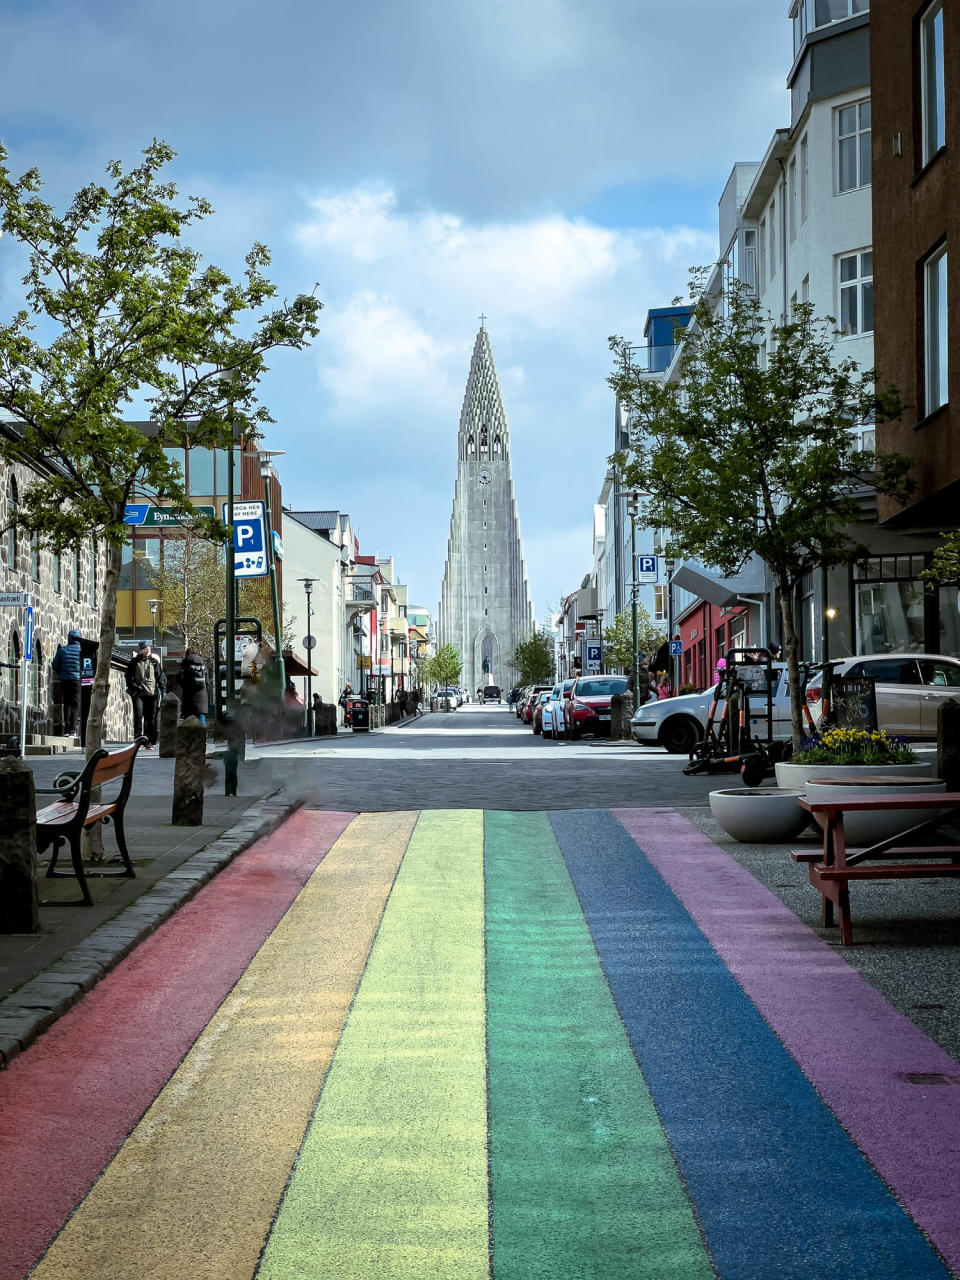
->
[459,326,509,462]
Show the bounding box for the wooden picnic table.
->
[792,785,960,945]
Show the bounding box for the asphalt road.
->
[248,701,726,810]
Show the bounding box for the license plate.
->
[598,714,610,721]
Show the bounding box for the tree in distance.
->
[422,644,462,689]
[602,606,665,673]
[609,271,912,745]
[0,140,321,757]
[509,629,554,686]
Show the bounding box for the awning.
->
[671,564,740,609]
[282,651,319,678]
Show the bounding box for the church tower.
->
[439,325,534,694]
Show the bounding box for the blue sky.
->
[0,0,790,620]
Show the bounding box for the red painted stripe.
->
[0,808,354,1280]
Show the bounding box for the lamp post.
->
[626,490,640,705]
[220,369,242,722]
[298,576,314,733]
[148,599,159,652]
[256,448,286,706]
[824,606,837,664]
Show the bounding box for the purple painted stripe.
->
[614,807,960,1278]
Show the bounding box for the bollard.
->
[610,692,624,740]
[0,757,39,933]
[619,688,635,741]
[172,716,206,825]
[158,694,181,758]
[938,698,960,790]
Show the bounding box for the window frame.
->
[837,249,874,337]
[836,98,872,194]
[924,244,949,415]
[920,0,945,167]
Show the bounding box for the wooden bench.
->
[792,789,960,945]
[36,738,150,906]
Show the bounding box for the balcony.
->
[345,576,376,612]
[624,344,678,376]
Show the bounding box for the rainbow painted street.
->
[2,806,959,1280]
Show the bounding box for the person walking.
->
[338,682,353,727]
[636,653,652,707]
[125,640,166,747]
[178,648,209,726]
[51,628,83,737]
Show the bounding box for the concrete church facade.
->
[439,326,534,695]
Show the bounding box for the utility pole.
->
[257,449,286,708]
[299,577,314,732]
[627,490,640,706]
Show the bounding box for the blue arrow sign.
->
[123,503,150,526]
[24,605,34,661]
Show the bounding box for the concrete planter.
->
[709,788,809,843]
[803,776,946,846]
[775,760,935,791]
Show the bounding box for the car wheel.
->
[659,717,701,755]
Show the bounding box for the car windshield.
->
[576,678,627,697]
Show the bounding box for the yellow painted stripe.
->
[31,811,417,1280]
[257,809,489,1280]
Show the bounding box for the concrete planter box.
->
[709,788,809,843]
[775,760,935,791]
[803,775,946,846]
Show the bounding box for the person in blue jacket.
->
[52,628,83,735]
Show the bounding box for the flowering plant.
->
[791,727,916,767]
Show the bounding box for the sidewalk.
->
[0,747,300,1067]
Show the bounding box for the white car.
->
[631,665,796,754]
[541,679,575,739]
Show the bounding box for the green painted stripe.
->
[258,810,489,1280]
[484,810,713,1280]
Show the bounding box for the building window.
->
[6,631,19,704]
[924,246,948,414]
[32,640,43,711]
[759,219,767,287]
[788,159,797,242]
[73,548,81,603]
[921,1,945,166]
[838,250,873,335]
[188,447,215,496]
[741,228,757,291]
[53,551,62,594]
[800,135,809,223]
[769,199,776,278]
[653,585,667,622]
[90,540,98,607]
[5,478,17,568]
[837,100,871,192]
[813,0,869,28]
[30,532,40,582]
[801,274,810,304]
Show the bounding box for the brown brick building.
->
[873,0,956,525]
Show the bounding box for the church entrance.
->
[473,627,500,693]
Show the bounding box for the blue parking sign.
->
[669,640,682,657]
[636,555,659,583]
[223,501,269,578]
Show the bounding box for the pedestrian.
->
[636,652,652,706]
[338,682,353,726]
[178,648,209,726]
[768,641,783,661]
[51,628,83,737]
[125,640,166,747]
[656,671,672,700]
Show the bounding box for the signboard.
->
[222,501,268,578]
[272,530,284,561]
[24,606,33,661]
[358,655,372,669]
[302,635,317,650]
[124,505,215,526]
[669,640,682,657]
[832,675,878,732]
[636,555,659,584]
[583,640,603,674]
[0,591,31,608]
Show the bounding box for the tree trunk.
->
[778,580,805,750]
[82,540,123,862]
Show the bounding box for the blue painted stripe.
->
[549,810,953,1280]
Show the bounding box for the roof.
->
[285,509,341,532]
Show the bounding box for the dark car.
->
[482,685,502,703]
[566,675,629,739]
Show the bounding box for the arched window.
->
[479,426,488,455]
[54,550,62,594]
[5,478,17,568]
[6,630,19,704]
[493,434,502,457]
[32,640,43,711]
[466,434,475,457]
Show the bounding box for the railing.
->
[623,344,678,375]
[345,577,376,605]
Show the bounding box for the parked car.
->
[522,684,553,725]
[566,675,629,739]
[435,687,460,708]
[541,679,576,739]
[515,685,531,718]
[532,690,552,735]
[815,653,960,739]
[630,664,799,753]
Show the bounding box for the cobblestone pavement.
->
[247,702,724,810]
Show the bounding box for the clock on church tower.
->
[478,469,491,485]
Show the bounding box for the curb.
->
[0,787,302,1069]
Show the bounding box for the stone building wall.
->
[0,458,132,743]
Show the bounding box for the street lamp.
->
[298,576,315,732]
[148,598,159,651]
[824,606,838,663]
[626,490,641,705]
[256,449,286,706]
[220,368,243,721]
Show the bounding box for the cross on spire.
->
[479,313,486,329]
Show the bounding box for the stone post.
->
[938,698,960,790]
[619,688,635,741]
[0,757,39,933]
[158,693,181,758]
[172,716,206,826]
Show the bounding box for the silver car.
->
[631,665,794,754]
[819,653,960,738]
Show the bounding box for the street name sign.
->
[0,592,31,608]
[636,555,659,584]
[124,505,215,526]
[222,501,269,578]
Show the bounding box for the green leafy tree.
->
[920,535,960,589]
[509,629,555,685]
[423,644,462,688]
[609,272,912,745]
[0,140,321,755]
[603,607,665,672]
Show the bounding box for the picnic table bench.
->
[792,783,960,945]
[36,738,150,906]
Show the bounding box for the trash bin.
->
[348,697,370,732]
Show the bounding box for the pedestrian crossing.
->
[1,808,958,1279]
